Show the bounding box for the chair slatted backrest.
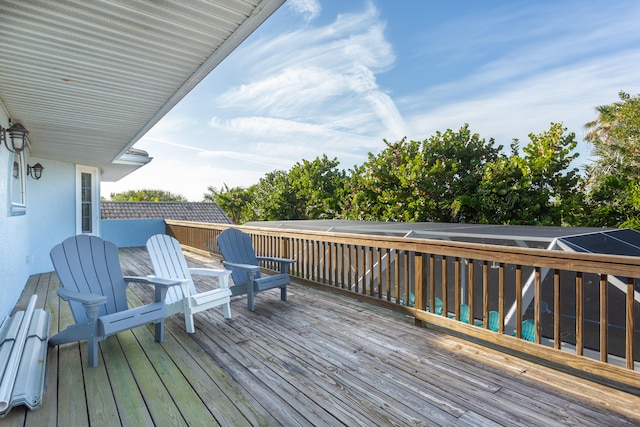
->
[488,311,500,332]
[50,235,128,324]
[146,235,192,304]
[217,228,260,286]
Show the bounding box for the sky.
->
[101,0,640,201]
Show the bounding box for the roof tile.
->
[101,202,233,224]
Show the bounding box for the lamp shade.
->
[7,123,29,153]
[28,163,44,180]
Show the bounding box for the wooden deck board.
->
[5,246,640,426]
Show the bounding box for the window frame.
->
[75,165,100,235]
[8,150,26,216]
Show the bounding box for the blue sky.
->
[101,0,640,201]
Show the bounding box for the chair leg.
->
[155,319,165,342]
[247,283,255,312]
[222,302,231,319]
[88,336,99,368]
[280,285,287,302]
[185,314,195,334]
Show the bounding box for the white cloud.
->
[404,48,640,166]
[287,0,321,22]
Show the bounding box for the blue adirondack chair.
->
[49,235,181,367]
[217,228,294,311]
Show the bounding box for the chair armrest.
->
[256,256,295,264]
[189,267,231,277]
[124,276,182,303]
[57,287,107,306]
[189,268,231,289]
[124,276,182,288]
[222,261,260,273]
[256,256,295,274]
[56,288,106,321]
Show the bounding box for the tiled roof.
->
[101,202,233,224]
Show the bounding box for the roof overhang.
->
[0,0,284,181]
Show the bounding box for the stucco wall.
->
[101,219,165,248]
[0,109,77,318]
[0,112,30,319]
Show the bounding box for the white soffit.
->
[0,0,284,180]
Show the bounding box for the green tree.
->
[344,125,501,222]
[203,184,253,224]
[110,189,188,202]
[206,155,347,223]
[582,92,640,227]
[288,155,347,219]
[478,123,583,225]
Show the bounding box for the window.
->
[76,166,99,235]
[8,151,26,215]
[81,172,92,233]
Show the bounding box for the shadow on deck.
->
[5,247,640,426]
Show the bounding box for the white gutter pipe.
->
[0,295,37,413]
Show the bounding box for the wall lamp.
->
[27,163,44,180]
[1,122,30,153]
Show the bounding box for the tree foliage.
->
[344,125,501,222]
[478,123,582,225]
[202,155,347,224]
[110,189,188,202]
[204,184,253,224]
[583,92,640,227]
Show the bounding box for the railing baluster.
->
[554,269,561,350]
[498,263,504,334]
[627,277,635,370]
[600,273,608,362]
[468,259,474,325]
[429,254,435,315]
[394,250,400,304]
[454,257,461,321]
[483,260,489,329]
[339,243,345,289]
[369,246,375,297]
[347,245,353,290]
[377,247,383,299]
[385,248,391,302]
[534,267,542,344]
[332,242,338,287]
[415,253,424,326]
[576,271,584,355]
[441,256,448,316]
[404,252,410,305]
[515,265,523,337]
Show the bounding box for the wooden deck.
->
[4,247,640,426]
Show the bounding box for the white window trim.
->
[75,165,100,235]
[8,151,26,216]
